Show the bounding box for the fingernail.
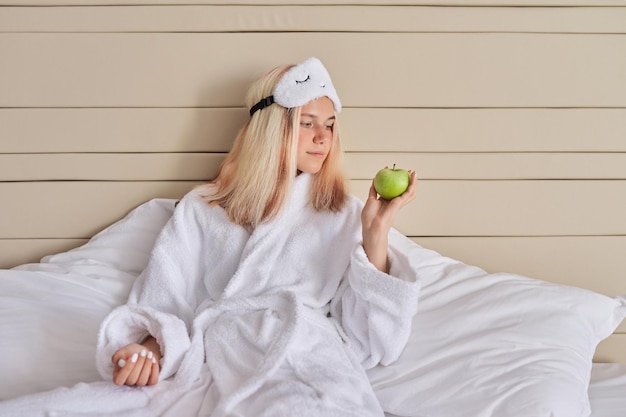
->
[140,350,147,358]
[147,351,153,359]
[131,353,139,363]
[117,359,126,367]
[152,357,157,364]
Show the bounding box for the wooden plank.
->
[341,108,626,153]
[350,179,626,237]
[2,180,625,239]
[346,153,626,180]
[0,181,199,239]
[411,236,626,297]
[0,108,240,153]
[0,153,224,181]
[1,1,624,7]
[3,152,626,181]
[0,239,87,269]
[1,33,625,107]
[595,335,626,364]
[3,108,626,153]
[1,5,625,34]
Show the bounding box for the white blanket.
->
[0,173,421,417]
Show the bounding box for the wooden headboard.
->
[1,0,625,361]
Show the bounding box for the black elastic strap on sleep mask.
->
[249,95,275,117]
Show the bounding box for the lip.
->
[307,151,327,158]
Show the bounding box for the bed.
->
[1,1,626,416]
[1,198,625,416]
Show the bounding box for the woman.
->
[98,57,420,416]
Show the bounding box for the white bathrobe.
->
[1,173,420,417]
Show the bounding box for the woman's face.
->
[296,97,336,174]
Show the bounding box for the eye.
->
[325,124,334,130]
[300,121,313,128]
[295,75,311,84]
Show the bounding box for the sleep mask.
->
[249,57,342,116]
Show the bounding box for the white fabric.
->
[588,363,626,417]
[383,364,626,417]
[1,181,626,417]
[273,57,342,111]
[0,198,174,401]
[367,244,626,417]
[0,173,420,416]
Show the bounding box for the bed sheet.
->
[588,363,626,417]
[380,364,626,417]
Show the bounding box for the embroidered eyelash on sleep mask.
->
[249,57,342,117]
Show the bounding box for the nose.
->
[313,126,328,144]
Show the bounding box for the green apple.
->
[374,164,410,200]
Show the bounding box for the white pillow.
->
[40,198,177,275]
[0,199,176,400]
[368,246,626,417]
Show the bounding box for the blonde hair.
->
[197,64,348,229]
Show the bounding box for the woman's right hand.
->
[111,341,160,386]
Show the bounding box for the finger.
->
[380,170,416,203]
[113,359,126,385]
[405,171,418,196]
[368,179,378,200]
[112,343,140,367]
[113,354,136,386]
[126,350,147,385]
[397,171,418,202]
[112,367,120,383]
[148,356,160,385]
[112,350,126,366]
[136,352,154,386]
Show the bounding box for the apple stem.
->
[392,163,396,170]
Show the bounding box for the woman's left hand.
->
[361,170,418,272]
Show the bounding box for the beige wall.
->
[1,1,625,359]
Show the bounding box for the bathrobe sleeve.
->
[96,191,210,381]
[330,228,421,370]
